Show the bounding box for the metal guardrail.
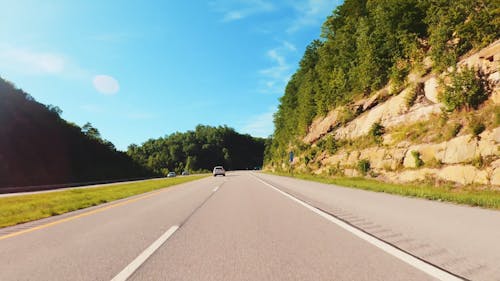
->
[0,177,161,194]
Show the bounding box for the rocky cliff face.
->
[289,40,500,187]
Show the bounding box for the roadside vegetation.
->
[389,103,499,145]
[0,78,154,189]
[1,77,267,188]
[266,0,499,168]
[127,125,265,175]
[266,172,500,210]
[0,175,207,228]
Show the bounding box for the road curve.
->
[1,171,497,280]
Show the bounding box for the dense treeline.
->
[267,0,499,166]
[0,78,153,189]
[127,125,266,174]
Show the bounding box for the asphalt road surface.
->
[1,171,498,281]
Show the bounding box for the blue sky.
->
[0,0,341,150]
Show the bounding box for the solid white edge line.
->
[213,186,219,192]
[111,225,179,281]
[253,176,462,281]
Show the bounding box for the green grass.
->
[266,171,500,210]
[0,175,208,228]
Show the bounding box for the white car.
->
[213,166,226,177]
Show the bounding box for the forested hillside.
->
[0,78,153,188]
[267,0,499,167]
[127,125,266,174]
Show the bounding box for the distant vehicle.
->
[167,172,176,178]
[181,171,189,176]
[213,166,225,177]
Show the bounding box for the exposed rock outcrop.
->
[296,40,500,187]
[334,88,411,140]
[385,165,490,185]
[303,109,341,144]
[438,165,489,185]
[490,160,500,186]
[314,127,499,186]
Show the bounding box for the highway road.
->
[0,171,499,280]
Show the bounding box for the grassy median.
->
[265,172,500,210]
[0,175,208,228]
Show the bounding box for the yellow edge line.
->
[0,188,169,241]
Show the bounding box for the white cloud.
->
[283,40,297,52]
[0,46,66,75]
[287,0,339,33]
[0,45,120,96]
[93,75,120,95]
[0,44,92,81]
[258,41,297,94]
[241,107,276,137]
[223,11,245,21]
[211,0,275,22]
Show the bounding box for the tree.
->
[46,104,63,116]
[126,125,266,172]
[82,122,101,140]
[265,0,498,170]
[0,77,153,188]
[440,67,490,111]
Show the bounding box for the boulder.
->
[303,109,341,144]
[491,159,500,169]
[403,149,420,168]
[344,168,360,177]
[424,76,440,103]
[423,56,433,70]
[382,168,437,183]
[396,168,437,183]
[362,91,382,111]
[363,147,387,169]
[335,89,409,140]
[384,148,407,170]
[438,165,489,185]
[421,144,446,163]
[479,127,499,143]
[488,72,500,105]
[458,39,500,73]
[478,138,499,157]
[321,152,348,166]
[442,135,479,164]
[491,168,500,186]
[489,71,500,84]
[396,140,411,148]
[347,151,360,165]
[491,88,500,105]
[402,143,445,168]
[382,104,441,128]
[490,160,500,186]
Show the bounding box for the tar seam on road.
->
[110,225,180,281]
[111,180,225,281]
[252,174,467,281]
[213,186,219,192]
